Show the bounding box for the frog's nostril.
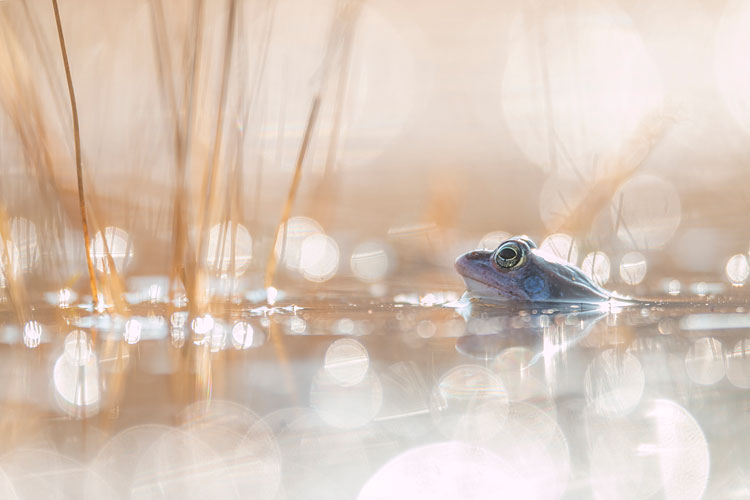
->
[455,251,491,274]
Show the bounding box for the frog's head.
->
[455,236,610,303]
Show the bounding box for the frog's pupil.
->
[499,247,517,260]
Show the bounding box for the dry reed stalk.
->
[259,7,348,401]
[260,96,321,410]
[82,186,129,315]
[20,0,72,139]
[174,0,207,305]
[264,96,321,288]
[0,209,29,325]
[97,340,129,421]
[0,11,80,294]
[311,1,363,226]
[201,0,274,313]
[238,0,277,230]
[193,0,238,314]
[0,15,66,213]
[148,0,205,313]
[264,0,362,288]
[551,108,679,237]
[51,0,99,308]
[227,0,275,284]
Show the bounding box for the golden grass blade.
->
[195,0,239,306]
[264,96,321,289]
[51,0,99,308]
[0,208,29,325]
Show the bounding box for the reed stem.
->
[264,96,321,289]
[51,0,99,308]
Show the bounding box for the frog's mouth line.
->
[460,276,510,299]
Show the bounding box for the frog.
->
[455,236,616,303]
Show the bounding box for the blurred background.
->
[2,0,750,498]
[3,0,750,297]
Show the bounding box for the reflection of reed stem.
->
[83,191,129,314]
[51,0,99,307]
[264,96,321,289]
[262,96,322,407]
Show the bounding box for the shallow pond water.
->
[0,289,749,499]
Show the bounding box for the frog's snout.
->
[454,250,491,278]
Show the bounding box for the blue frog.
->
[455,236,614,303]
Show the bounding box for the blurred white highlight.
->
[350,241,389,282]
[207,222,253,276]
[619,251,647,285]
[358,441,531,500]
[430,365,509,442]
[23,320,42,348]
[55,331,100,417]
[685,337,726,385]
[540,233,578,265]
[300,233,339,282]
[231,321,254,349]
[581,251,611,286]
[124,319,142,345]
[502,4,662,175]
[611,175,681,250]
[324,338,369,386]
[725,254,750,285]
[274,216,324,272]
[585,349,645,416]
[91,226,134,273]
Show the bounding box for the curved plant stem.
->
[51,0,99,307]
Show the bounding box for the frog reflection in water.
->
[455,236,617,303]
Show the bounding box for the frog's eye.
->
[494,241,526,270]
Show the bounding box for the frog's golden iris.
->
[493,241,526,270]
